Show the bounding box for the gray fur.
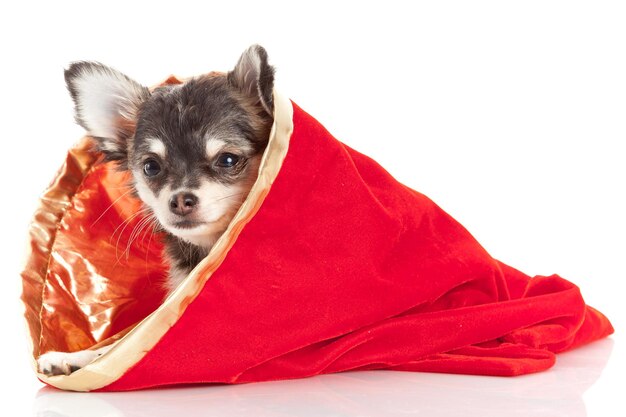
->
[65,45,275,293]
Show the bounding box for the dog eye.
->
[216,153,240,168]
[143,159,161,177]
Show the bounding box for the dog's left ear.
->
[65,62,150,164]
[228,45,275,115]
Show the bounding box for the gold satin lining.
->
[21,76,294,391]
[21,140,100,360]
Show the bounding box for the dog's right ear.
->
[65,62,150,163]
[228,45,275,116]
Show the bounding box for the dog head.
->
[65,45,275,248]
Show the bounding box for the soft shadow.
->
[34,338,613,417]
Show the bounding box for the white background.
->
[1,1,624,416]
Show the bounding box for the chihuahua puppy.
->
[37,45,275,376]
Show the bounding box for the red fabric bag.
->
[24,90,613,391]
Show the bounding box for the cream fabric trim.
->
[37,90,294,391]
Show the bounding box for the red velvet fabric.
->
[100,102,613,390]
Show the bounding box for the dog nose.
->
[169,192,199,216]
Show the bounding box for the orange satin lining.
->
[21,76,189,357]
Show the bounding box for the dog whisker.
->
[91,188,134,227]
[111,208,152,264]
[213,192,247,203]
[125,213,157,260]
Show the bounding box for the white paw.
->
[37,347,108,376]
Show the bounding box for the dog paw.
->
[37,349,103,376]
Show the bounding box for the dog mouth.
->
[171,220,206,230]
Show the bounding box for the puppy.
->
[37,45,275,376]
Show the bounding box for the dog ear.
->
[65,62,150,163]
[227,45,275,115]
